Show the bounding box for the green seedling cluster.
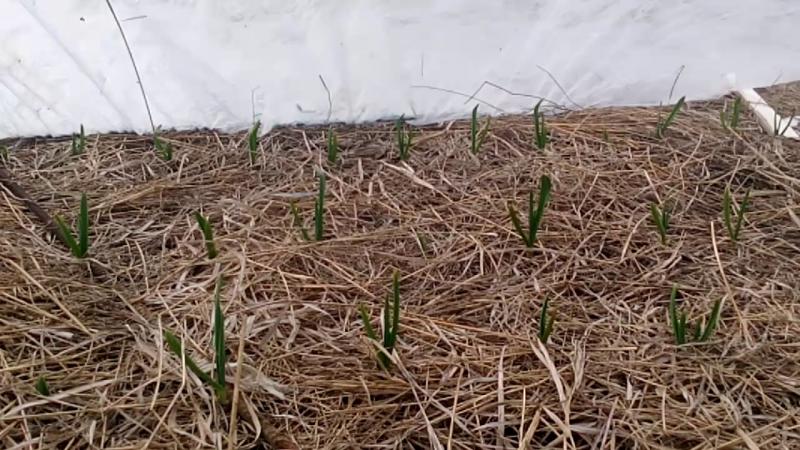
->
[668,285,722,346]
[248,120,261,164]
[164,275,228,403]
[154,135,173,161]
[290,173,327,241]
[538,296,555,344]
[359,271,401,371]
[327,127,339,164]
[650,204,670,244]
[194,212,218,259]
[395,116,413,161]
[35,376,50,396]
[470,105,491,154]
[655,96,686,139]
[508,175,552,248]
[54,193,90,259]
[720,96,742,131]
[71,124,86,156]
[722,187,751,243]
[533,100,549,150]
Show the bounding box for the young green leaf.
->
[650,204,669,244]
[35,376,51,396]
[194,212,218,259]
[507,175,552,248]
[212,275,226,400]
[538,296,555,344]
[154,136,173,161]
[669,284,686,345]
[359,305,379,342]
[359,272,402,371]
[533,99,549,150]
[71,125,86,155]
[723,189,734,240]
[359,304,388,370]
[723,187,751,243]
[327,127,339,164]
[290,202,311,241]
[314,173,326,241]
[772,109,796,137]
[53,193,89,258]
[249,120,261,164]
[78,193,89,258]
[396,116,412,161]
[656,96,686,138]
[699,298,723,342]
[507,203,528,246]
[414,231,429,258]
[164,330,223,392]
[386,271,401,351]
[721,96,742,130]
[734,188,751,241]
[470,105,491,154]
[528,175,552,244]
[55,215,81,257]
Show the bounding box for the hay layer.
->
[2,92,800,449]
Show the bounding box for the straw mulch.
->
[1,92,799,450]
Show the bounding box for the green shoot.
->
[602,130,610,144]
[698,298,723,342]
[538,296,555,344]
[359,271,401,370]
[722,187,751,243]
[54,193,90,258]
[507,175,552,247]
[470,105,491,154]
[0,145,8,163]
[669,285,722,346]
[720,96,742,130]
[289,174,326,242]
[650,204,670,245]
[163,276,228,403]
[655,96,685,138]
[414,231,429,258]
[71,124,86,155]
[290,202,311,241]
[154,135,173,161]
[249,120,261,164]
[395,116,412,161]
[533,99,549,150]
[314,173,326,241]
[35,376,50,396]
[164,329,227,403]
[194,212,218,259]
[212,275,227,403]
[327,127,339,164]
[669,285,687,345]
[773,110,796,137]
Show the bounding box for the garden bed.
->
[1,90,799,449]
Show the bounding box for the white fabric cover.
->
[1,0,798,138]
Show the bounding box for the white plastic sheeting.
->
[1,0,798,138]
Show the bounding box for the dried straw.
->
[1,92,799,449]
